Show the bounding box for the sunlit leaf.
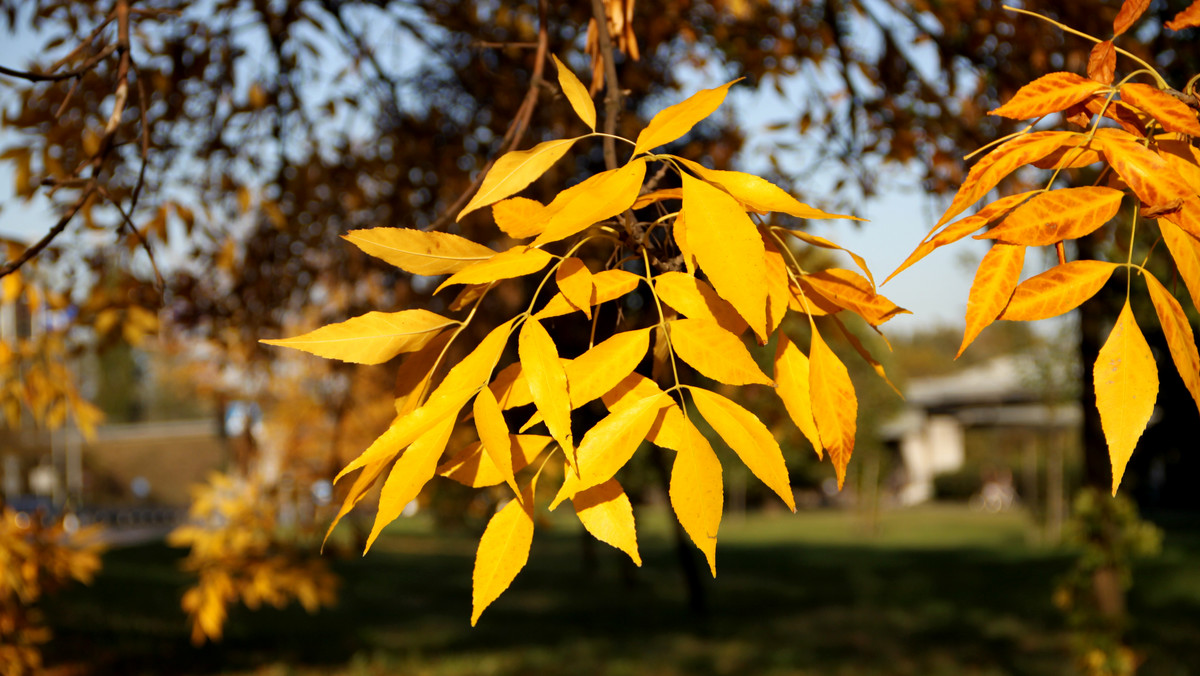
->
[532,159,647,246]
[1093,130,1195,211]
[1114,0,1151,34]
[773,333,823,457]
[323,458,390,548]
[998,260,1119,321]
[262,310,455,365]
[809,326,857,489]
[655,271,748,335]
[669,318,772,386]
[556,257,596,319]
[690,387,794,511]
[1094,300,1157,495]
[633,80,739,155]
[472,483,535,625]
[632,188,682,209]
[519,318,574,458]
[344,228,496,275]
[474,386,518,497]
[669,418,723,576]
[601,374,690,453]
[459,137,579,220]
[775,229,875,286]
[1159,220,1200,312]
[989,73,1109,120]
[1166,1,1200,30]
[552,54,596,130]
[680,173,770,342]
[1087,41,1116,85]
[534,269,640,319]
[574,479,641,566]
[977,187,1123,246]
[395,331,454,416]
[365,418,455,552]
[960,244,1026,357]
[492,197,547,239]
[1120,83,1200,136]
[435,245,554,294]
[1144,271,1200,416]
[674,157,858,221]
[801,268,908,326]
[438,435,551,488]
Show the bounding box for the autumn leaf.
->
[977,186,1124,246]
[633,188,683,209]
[801,268,908,326]
[556,257,596,319]
[989,72,1109,120]
[809,326,857,489]
[395,331,454,416]
[691,387,794,511]
[773,333,823,457]
[519,318,574,459]
[552,55,596,130]
[1144,271,1200,415]
[1094,300,1158,495]
[669,318,773,386]
[492,197,547,239]
[472,483,535,625]
[1166,0,1200,31]
[323,458,390,548]
[669,418,723,576]
[262,310,455,365]
[365,418,455,552]
[574,479,641,566]
[998,260,1119,321]
[601,373,691,453]
[1087,41,1116,85]
[1120,83,1200,136]
[532,159,647,246]
[673,157,858,221]
[680,173,771,341]
[1159,220,1200,311]
[961,244,1025,357]
[534,269,640,320]
[344,228,496,275]
[633,80,739,155]
[1113,0,1150,35]
[474,386,519,497]
[459,137,579,220]
[654,271,748,335]
[435,245,554,294]
[1092,130,1195,211]
[438,435,551,488]
[775,229,875,287]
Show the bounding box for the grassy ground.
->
[42,505,1200,676]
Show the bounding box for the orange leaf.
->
[366,418,455,552]
[1113,0,1150,35]
[1092,130,1195,211]
[472,483,535,625]
[1032,145,1105,169]
[634,80,739,155]
[574,479,641,566]
[435,245,553,294]
[1164,197,1200,239]
[438,435,551,488]
[774,333,823,457]
[518,318,574,458]
[534,269,640,320]
[654,271,749,335]
[990,73,1108,120]
[809,326,857,489]
[937,132,1079,228]
[801,268,908,326]
[492,197,547,239]
[680,172,771,341]
[1144,271,1200,416]
[556,257,596,319]
[999,260,1119,321]
[1120,83,1200,136]
[775,229,875,287]
[1094,300,1158,495]
[1159,219,1200,311]
[474,386,519,497]
[669,419,723,576]
[1166,0,1200,31]
[960,244,1026,357]
[690,387,795,511]
[977,186,1124,246]
[669,318,773,386]
[1087,41,1116,85]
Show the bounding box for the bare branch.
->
[0,186,97,279]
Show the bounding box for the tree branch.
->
[0,186,96,279]
[589,0,623,171]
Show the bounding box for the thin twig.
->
[0,43,117,83]
[0,186,97,279]
[96,185,166,291]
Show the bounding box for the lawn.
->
[43,505,1200,676]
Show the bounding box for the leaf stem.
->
[640,247,687,416]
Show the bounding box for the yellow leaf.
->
[764,238,798,327]
[519,318,574,457]
[365,418,455,552]
[774,333,823,457]
[673,212,699,274]
[532,159,647,246]
[680,172,770,342]
[435,245,553,294]
[1094,300,1158,495]
[601,373,690,452]
[775,229,875,286]
[633,79,739,155]
[565,327,652,407]
[395,331,454,416]
[262,310,455,365]
[459,137,579,220]
[337,319,513,481]
[654,271,748,335]
[998,260,1118,321]
[552,54,596,130]
[323,458,389,547]
[551,392,669,508]
[534,269,640,319]
[977,187,1123,246]
[492,197,547,239]
[474,386,518,496]
[674,157,858,221]
[669,418,722,576]
[438,435,551,487]
[989,72,1109,120]
[801,268,908,326]
[690,387,794,511]
[809,326,857,489]
[1159,220,1200,311]
[960,244,1026,357]
[555,257,596,319]
[344,228,496,275]
[1121,83,1200,136]
[1,270,20,304]
[1145,271,1200,415]
[669,318,772,386]
[574,479,641,566]
[633,188,683,209]
[472,484,535,625]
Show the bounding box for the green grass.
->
[41,506,1200,676]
